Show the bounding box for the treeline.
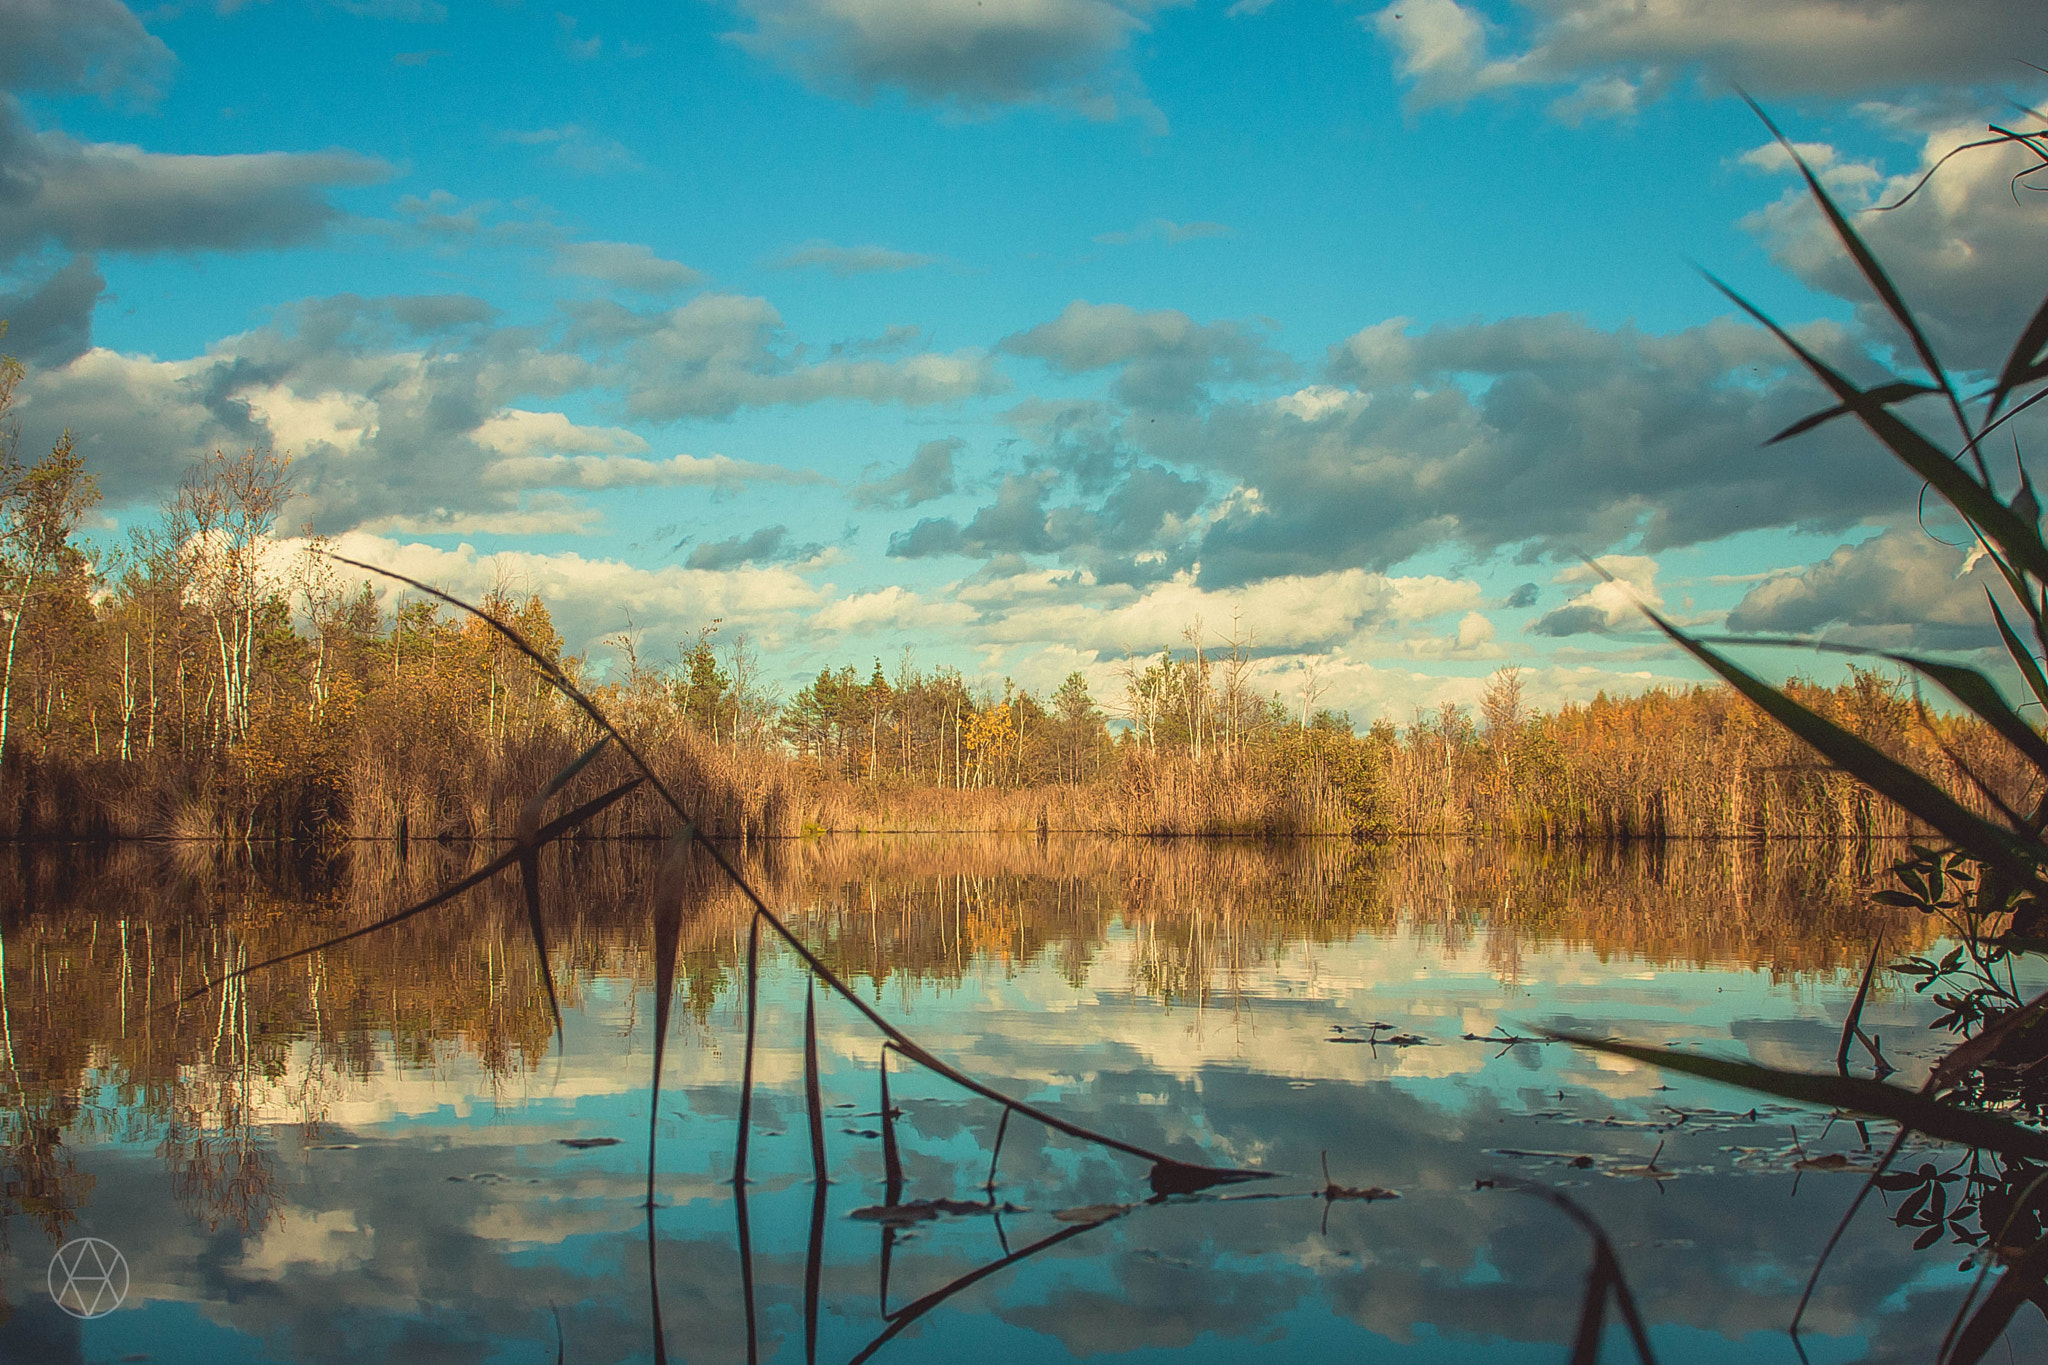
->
[0,354,2032,840]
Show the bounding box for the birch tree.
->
[166,448,292,750]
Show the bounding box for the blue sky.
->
[3,0,2044,720]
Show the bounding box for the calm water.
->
[0,836,2035,1365]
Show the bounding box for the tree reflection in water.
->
[0,834,2016,1363]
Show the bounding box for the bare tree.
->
[1298,658,1329,730]
[166,448,292,748]
[1480,665,1525,774]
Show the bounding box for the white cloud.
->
[1371,0,2041,116]
[484,451,821,491]
[725,0,1174,124]
[0,0,173,101]
[767,240,943,275]
[593,292,1007,421]
[1404,610,1501,659]
[1528,556,1663,636]
[325,532,827,658]
[1725,525,1998,651]
[810,584,978,634]
[471,410,650,458]
[0,98,389,264]
[973,566,1484,654]
[551,241,703,294]
[1742,122,2048,370]
[362,496,606,538]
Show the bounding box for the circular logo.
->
[48,1237,128,1319]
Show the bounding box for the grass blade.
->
[1568,1245,1612,1365]
[1646,605,2042,874]
[1792,1126,1913,1337]
[880,1048,904,1206]
[803,1178,827,1365]
[1882,653,2048,777]
[733,913,762,1189]
[1741,93,1973,453]
[1544,1032,2048,1159]
[516,848,564,1048]
[985,1107,1010,1194]
[645,1207,668,1365]
[1837,934,1884,1076]
[646,829,693,1210]
[178,844,517,1003]
[846,1216,1120,1365]
[1989,593,2048,715]
[514,735,612,843]
[733,1168,759,1365]
[1945,1236,2048,1365]
[1700,273,2048,584]
[804,980,827,1187]
[1987,292,2048,425]
[1766,381,1937,444]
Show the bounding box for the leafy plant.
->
[1551,95,2048,1364]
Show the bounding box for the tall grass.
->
[1535,98,2048,1365]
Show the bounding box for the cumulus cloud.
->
[1528,556,1662,637]
[323,532,826,658]
[767,240,943,275]
[853,437,959,508]
[551,241,703,294]
[1407,609,1501,658]
[1184,311,1914,586]
[11,284,962,531]
[884,460,1208,584]
[0,0,173,101]
[1742,124,2048,372]
[809,583,977,635]
[0,254,104,366]
[684,524,827,570]
[0,96,389,265]
[577,292,1007,421]
[364,495,605,538]
[725,0,1170,122]
[1001,301,1288,411]
[469,409,649,458]
[1725,526,2000,651]
[486,452,822,491]
[965,565,1485,655]
[1371,0,2041,116]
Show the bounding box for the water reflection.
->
[0,836,2030,1364]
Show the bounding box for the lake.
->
[0,835,2033,1364]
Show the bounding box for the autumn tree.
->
[0,422,101,761]
[166,447,293,750]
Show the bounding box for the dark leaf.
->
[1543,1032,2048,1160]
[1638,604,2042,877]
[1767,382,1939,444]
[1944,1236,2048,1365]
[1989,293,2048,425]
[1700,274,2048,584]
[1988,594,2048,718]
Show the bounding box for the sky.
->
[1,0,2044,723]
